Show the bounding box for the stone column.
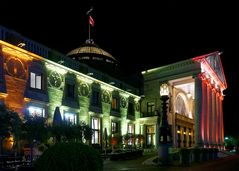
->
[206,82,210,147]
[172,87,177,148]
[208,84,213,146]
[194,75,203,146]
[215,91,219,146]
[219,96,224,148]
[218,93,222,147]
[181,127,184,147]
[211,87,216,146]
[203,81,207,146]
[202,80,208,145]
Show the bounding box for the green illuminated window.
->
[64,112,76,125]
[112,121,119,134]
[92,117,100,144]
[128,124,134,145]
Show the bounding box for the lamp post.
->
[158,83,172,165]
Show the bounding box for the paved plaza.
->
[103,151,239,171]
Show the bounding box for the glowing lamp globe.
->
[160,83,169,96]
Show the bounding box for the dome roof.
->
[66,40,117,62]
[66,39,119,76]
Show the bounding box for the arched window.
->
[175,95,188,117]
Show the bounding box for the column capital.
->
[212,86,217,93]
[216,89,222,97]
[205,79,212,87]
[196,73,206,80]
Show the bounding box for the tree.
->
[22,115,48,144]
[49,121,92,144]
[80,121,92,143]
[224,136,237,151]
[0,104,22,154]
[49,124,65,143]
[34,142,103,171]
[21,115,48,162]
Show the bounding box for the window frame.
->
[28,106,45,117]
[64,112,77,125]
[147,102,155,116]
[30,72,42,90]
[91,117,100,144]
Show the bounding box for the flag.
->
[89,15,94,27]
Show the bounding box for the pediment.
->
[192,51,227,89]
[205,52,226,86]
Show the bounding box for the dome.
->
[66,40,117,64]
[66,39,118,76]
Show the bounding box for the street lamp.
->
[158,83,172,165]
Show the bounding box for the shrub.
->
[213,148,219,159]
[202,148,209,161]
[34,142,103,171]
[171,151,180,161]
[193,148,202,162]
[180,148,191,166]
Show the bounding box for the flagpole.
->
[89,16,91,41]
[86,7,93,42]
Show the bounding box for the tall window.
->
[28,106,45,117]
[128,124,134,145]
[147,102,155,116]
[175,95,187,116]
[64,112,76,125]
[92,90,100,106]
[112,121,118,134]
[112,97,119,111]
[146,125,155,147]
[66,84,75,98]
[92,118,100,144]
[30,72,42,89]
[128,102,134,115]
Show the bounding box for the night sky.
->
[0,1,238,137]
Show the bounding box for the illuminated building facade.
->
[0,25,141,148]
[0,25,227,150]
[140,52,227,149]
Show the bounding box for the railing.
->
[175,113,194,124]
[0,155,32,170]
[140,112,157,118]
